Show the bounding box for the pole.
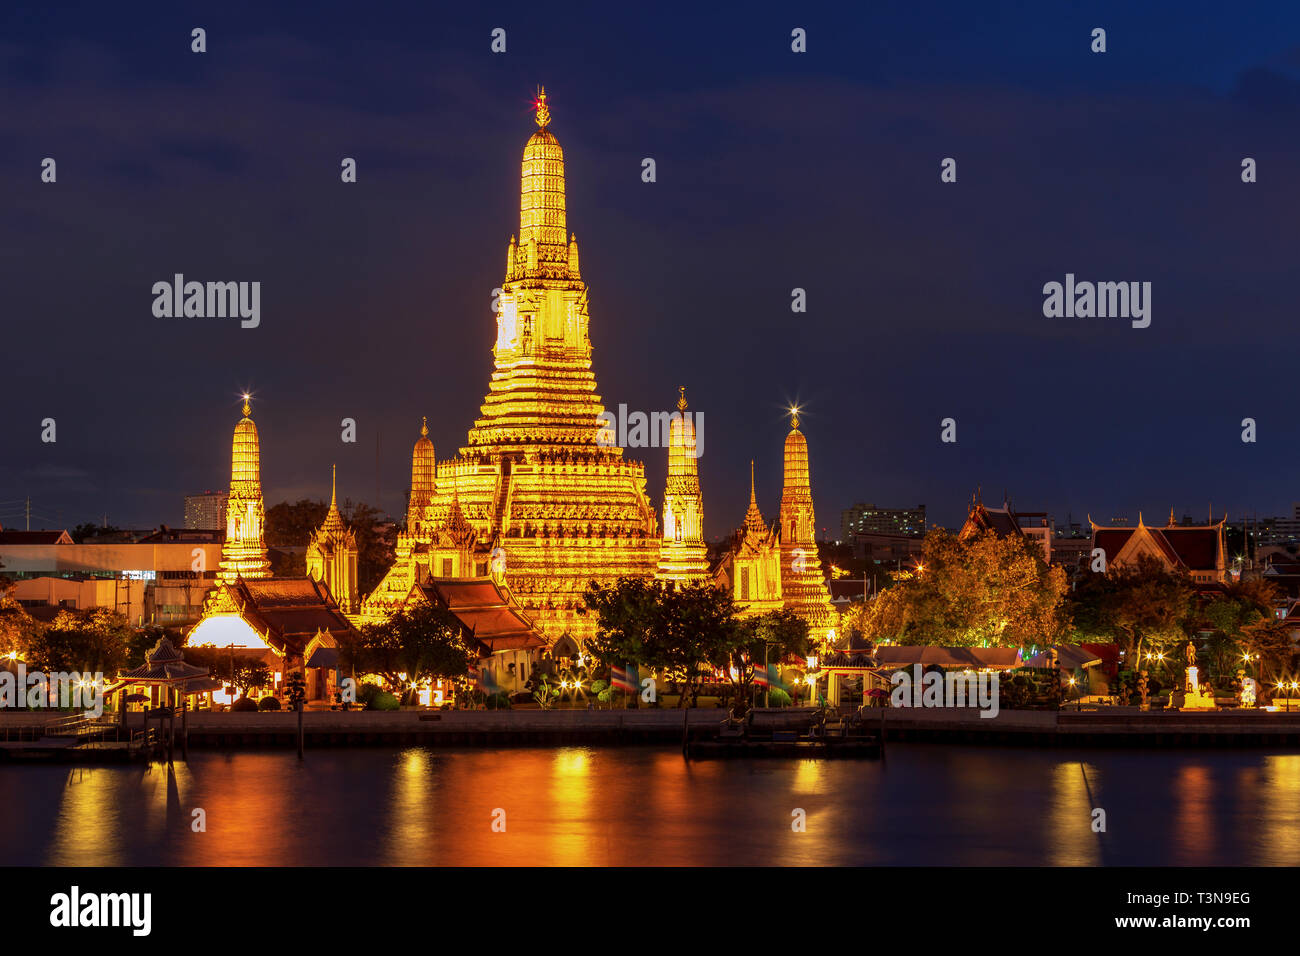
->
[764,644,770,709]
[297,700,305,759]
[181,697,189,761]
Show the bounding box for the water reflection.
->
[8,745,1300,866]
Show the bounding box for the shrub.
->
[768,687,793,707]
[486,691,511,710]
[368,691,400,711]
[357,682,382,708]
[257,695,282,711]
[231,696,259,712]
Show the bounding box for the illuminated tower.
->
[409,87,659,641]
[217,396,271,582]
[715,461,784,614]
[306,465,359,613]
[777,407,835,642]
[408,416,437,536]
[655,388,709,583]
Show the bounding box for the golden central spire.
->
[534,86,551,128]
[677,386,688,412]
[242,393,251,418]
[421,415,429,438]
[789,404,801,429]
[518,89,566,254]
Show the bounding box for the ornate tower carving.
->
[361,90,659,641]
[655,388,709,583]
[408,416,437,535]
[715,461,784,614]
[777,407,835,641]
[306,465,359,613]
[218,396,271,582]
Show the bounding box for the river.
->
[2,743,1297,865]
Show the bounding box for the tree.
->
[0,570,39,662]
[581,577,747,707]
[860,528,1069,647]
[1070,555,1195,671]
[182,645,270,700]
[266,497,396,592]
[25,608,134,676]
[728,608,810,711]
[350,602,477,702]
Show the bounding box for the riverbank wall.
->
[4,707,1300,750]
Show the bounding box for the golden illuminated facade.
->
[306,465,360,614]
[777,409,836,642]
[655,388,709,583]
[714,462,784,614]
[217,397,271,583]
[361,91,659,640]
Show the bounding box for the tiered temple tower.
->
[217,396,271,582]
[655,388,709,583]
[363,90,659,640]
[777,408,835,642]
[714,462,784,614]
[306,465,360,614]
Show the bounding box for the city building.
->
[0,527,223,624]
[184,491,227,530]
[840,503,926,542]
[851,531,925,567]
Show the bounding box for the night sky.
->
[2,1,1298,538]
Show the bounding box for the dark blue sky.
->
[2,1,1299,537]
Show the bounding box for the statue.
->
[1137,669,1150,711]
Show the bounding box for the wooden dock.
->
[0,714,163,763]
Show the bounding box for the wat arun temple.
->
[196,89,835,669]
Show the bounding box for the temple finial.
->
[749,460,757,506]
[789,404,800,429]
[534,86,550,128]
[677,386,688,412]
[421,415,429,438]
[330,463,337,508]
[242,393,251,418]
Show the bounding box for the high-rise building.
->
[184,491,227,530]
[840,503,925,541]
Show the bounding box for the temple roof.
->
[1091,519,1225,573]
[219,576,359,656]
[415,576,546,653]
[873,646,1022,669]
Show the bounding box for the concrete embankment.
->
[878,707,1300,747]
[4,707,1300,750]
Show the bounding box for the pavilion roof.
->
[416,576,547,654]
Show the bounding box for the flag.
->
[753,664,771,689]
[611,664,634,693]
[468,664,498,694]
[626,663,640,692]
